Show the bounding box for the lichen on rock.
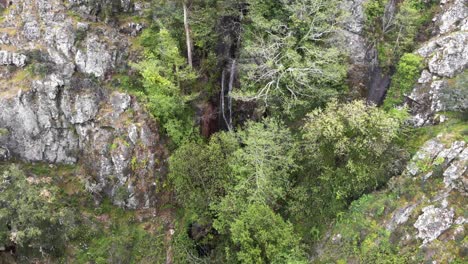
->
[414,205,455,245]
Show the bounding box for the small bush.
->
[383,53,424,110]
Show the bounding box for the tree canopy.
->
[0,165,75,258]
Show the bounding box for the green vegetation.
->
[169,132,238,218]
[364,0,437,70]
[289,101,408,238]
[314,119,468,263]
[0,165,76,259]
[315,193,414,263]
[2,0,466,263]
[168,101,407,261]
[383,53,424,110]
[74,200,166,264]
[238,0,347,118]
[134,27,198,146]
[405,112,468,154]
[228,203,306,263]
[0,128,8,136]
[0,163,167,263]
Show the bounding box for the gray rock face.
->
[396,136,467,248]
[408,1,468,126]
[436,141,466,165]
[419,32,468,78]
[75,34,116,78]
[339,0,390,104]
[313,135,468,262]
[0,74,79,164]
[0,0,165,209]
[436,0,468,35]
[406,139,467,184]
[387,204,418,231]
[339,0,378,98]
[414,205,454,245]
[406,138,446,176]
[68,0,134,18]
[341,0,367,35]
[0,51,27,67]
[443,147,468,193]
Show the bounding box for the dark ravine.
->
[367,65,391,105]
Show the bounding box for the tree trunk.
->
[221,69,231,131]
[183,2,193,68]
[228,60,236,129]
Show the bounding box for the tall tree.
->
[183,0,194,67]
[288,100,406,232]
[136,27,197,146]
[0,165,75,258]
[228,203,306,264]
[237,0,347,119]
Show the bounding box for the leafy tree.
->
[228,203,306,264]
[169,132,239,217]
[303,100,405,200]
[136,27,198,146]
[231,118,299,204]
[289,100,406,232]
[237,0,347,119]
[0,165,75,258]
[213,118,299,237]
[170,118,302,261]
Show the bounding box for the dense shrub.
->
[383,53,424,110]
[288,100,407,236]
[0,165,76,259]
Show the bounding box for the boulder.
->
[406,138,445,176]
[0,51,27,67]
[387,204,418,231]
[423,32,468,78]
[437,0,468,35]
[414,205,454,245]
[443,147,468,194]
[75,34,116,78]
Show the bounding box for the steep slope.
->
[313,0,468,262]
[407,0,467,125]
[0,0,167,209]
[340,0,392,104]
[314,129,467,263]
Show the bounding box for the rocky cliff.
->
[313,1,468,262]
[409,0,467,126]
[0,0,166,209]
[314,132,467,263]
[0,0,466,263]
